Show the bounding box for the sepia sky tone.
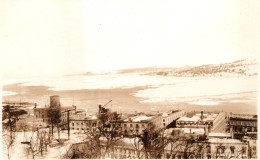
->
[1,0,259,78]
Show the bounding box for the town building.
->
[176,111,226,133]
[119,114,162,136]
[228,113,257,139]
[69,115,99,131]
[161,110,185,128]
[33,95,76,126]
[207,138,249,159]
[119,110,185,136]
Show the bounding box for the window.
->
[217,146,225,154]
[72,123,74,126]
[230,146,235,154]
[207,146,211,153]
[163,119,165,122]
[130,124,133,127]
[124,124,127,127]
[242,147,246,154]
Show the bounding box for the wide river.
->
[3,73,257,114]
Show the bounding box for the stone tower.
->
[50,95,61,108]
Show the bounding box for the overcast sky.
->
[1,0,259,78]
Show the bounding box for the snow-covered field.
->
[2,130,86,159]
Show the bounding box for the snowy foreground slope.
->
[2,131,85,159]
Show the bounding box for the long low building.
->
[70,115,99,130]
[119,114,159,136]
[161,110,185,128]
[176,111,226,133]
[163,136,249,159]
[228,113,257,133]
[119,110,185,136]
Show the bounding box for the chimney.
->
[201,111,203,121]
[99,104,102,113]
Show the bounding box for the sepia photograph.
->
[1,0,259,159]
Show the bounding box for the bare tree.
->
[17,119,29,137]
[99,112,123,157]
[157,129,209,159]
[2,105,18,159]
[24,128,50,159]
[164,130,184,159]
[43,129,51,152]
[137,124,170,159]
[47,108,61,138]
[38,129,49,156]
[2,129,17,159]
[130,135,145,159]
[27,130,40,159]
[66,112,123,159]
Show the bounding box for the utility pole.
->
[67,110,70,139]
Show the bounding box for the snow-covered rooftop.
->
[208,138,243,144]
[182,128,205,134]
[178,115,200,121]
[209,132,232,137]
[91,115,97,120]
[162,112,168,117]
[123,115,153,122]
[131,115,153,122]
[178,113,218,122]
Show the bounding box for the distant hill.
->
[144,59,257,77]
[74,59,257,77]
[113,59,257,77]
